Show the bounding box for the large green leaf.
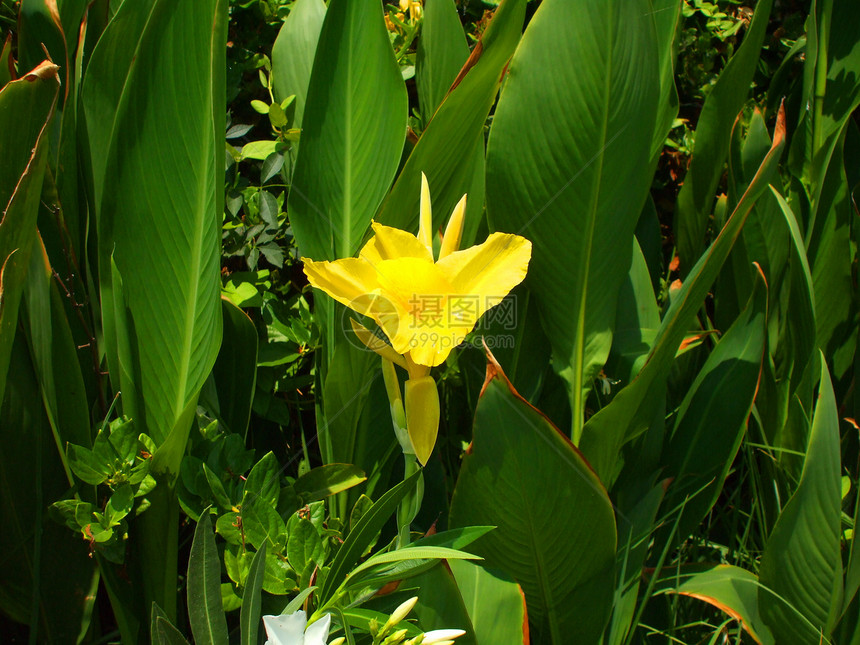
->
[23,236,91,452]
[0,332,97,642]
[649,0,682,163]
[674,0,773,271]
[449,560,527,645]
[213,298,258,437]
[659,267,767,543]
[758,356,843,644]
[271,0,326,130]
[449,353,616,643]
[579,106,786,486]
[485,0,663,441]
[0,61,59,404]
[654,565,775,645]
[376,0,525,246]
[287,0,407,261]
[415,0,470,123]
[82,0,226,452]
[807,130,858,386]
[413,564,477,645]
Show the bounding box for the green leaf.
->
[654,565,774,645]
[413,564,477,645]
[67,444,111,485]
[758,356,843,643]
[151,603,190,645]
[153,616,191,645]
[0,334,98,642]
[82,0,226,458]
[241,140,279,161]
[415,0,470,122]
[659,267,767,542]
[449,560,527,645]
[243,451,281,508]
[449,355,616,643]
[240,542,267,645]
[286,515,323,575]
[287,0,407,261]
[319,469,421,604]
[22,236,92,458]
[579,106,786,486]
[377,0,525,247]
[213,298,258,437]
[674,0,774,269]
[187,513,229,645]
[293,463,367,503]
[485,0,663,441]
[272,0,326,130]
[0,62,60,404]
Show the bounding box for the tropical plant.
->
[2,0,858,643]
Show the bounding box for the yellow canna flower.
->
[302,174,531,369]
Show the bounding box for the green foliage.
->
[3,0,860,643]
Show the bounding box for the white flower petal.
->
[263,610,308,645]
[422,629,467,643]
[303,612,332,645]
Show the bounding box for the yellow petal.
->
[436,233,531,319]
[418,172,433,256]
[302,257,381,313]
[438,194,467,260]
[360,222,432,264]
[372,257,454,358]
[406,318,471,367]
[404,376,440,466]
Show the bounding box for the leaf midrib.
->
[572,7,614,443]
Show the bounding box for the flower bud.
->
[422,628,467,643]
[404,376,440,466]
[385,596,418,631]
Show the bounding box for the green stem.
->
[397,454,421,547]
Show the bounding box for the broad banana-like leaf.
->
[674,0,773,271]
[659,266,767,544]
[0,333,98,642]
[82,0,226,453]
[450,351,616,643]
[654,565,775,645]
[808,130,857,386]
[579,105,786,487]
[376,0,525,247]
[758,355,843,644]
[213,298,258,438]
[448,560,527,645]
[0,61,59,405]
[415,0,470,124]
[271,0,326,130]
[486,0,663,441]
[288,0,407,261]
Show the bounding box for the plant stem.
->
[397,455,421,547]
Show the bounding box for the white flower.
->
[263,610,332,645]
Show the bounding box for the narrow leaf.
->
[240,542,267,645]
[187,513,229,645]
